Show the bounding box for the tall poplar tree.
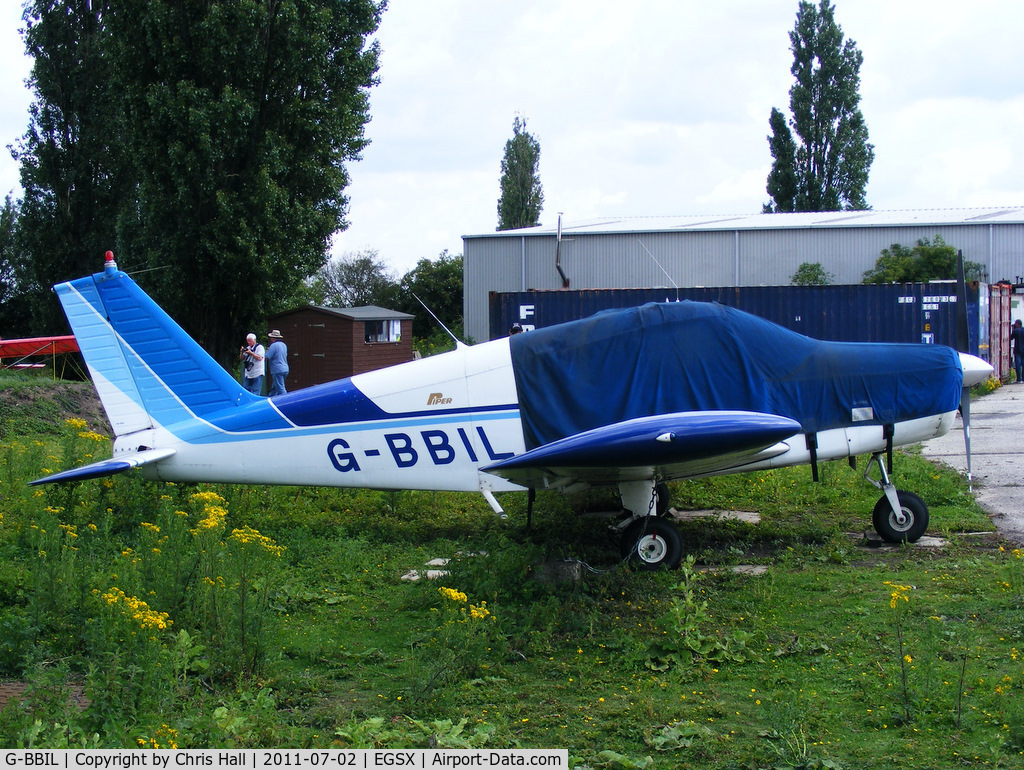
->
[15,0,383,363]
[764,0,874,213]
[497,116,544,231]
[105,0,384,362]
[15,0,127,333]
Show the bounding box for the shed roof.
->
[464,207,1024,239]
[271,305,415,321]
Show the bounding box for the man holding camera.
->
[239,333,266,395]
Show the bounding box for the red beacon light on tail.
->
[104,250,117,274]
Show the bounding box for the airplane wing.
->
[0,335,80,369]
[0,335,80,358]
[30,447,176,486]
[482,410,801,488]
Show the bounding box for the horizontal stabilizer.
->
[30,447,176,486]
[483,411,801,486]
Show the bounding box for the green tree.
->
[314,249,398,308]
[790,261,834,285]
[862,236,987,283]
[497,116,544,231]
[764,0,874,213]
[14,0,128,334]
[312,248,463,349]
[763,108,799,213]
[15,0,383,361]
[0,196,33,334]
[107,0,383,364]
[18,0,383,367]
[0,197,19,307]
[396,250,463,341]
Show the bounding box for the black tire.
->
[620,517,683,570]
[655,482,671,516]
[872,490,929,543]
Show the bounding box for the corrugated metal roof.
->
[465,207,1024,238]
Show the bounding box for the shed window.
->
[365,320,402,343]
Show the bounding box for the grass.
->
[1,374,1022,767]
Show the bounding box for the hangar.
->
[461,207,1024,342]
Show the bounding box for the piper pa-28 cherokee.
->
[33,253,993,570]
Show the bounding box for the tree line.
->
[311,248,465,350]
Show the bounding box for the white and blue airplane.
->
[32,253,993,569]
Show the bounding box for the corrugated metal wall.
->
[465,222,1024,343]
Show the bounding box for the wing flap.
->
[30,447,176,486]
[482,411,801,487]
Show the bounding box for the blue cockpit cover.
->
[509,302,963,450]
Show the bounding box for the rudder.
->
[54,255,257,436]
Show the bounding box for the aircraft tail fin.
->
[55,254,257,436]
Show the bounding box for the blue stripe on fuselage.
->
[164,375,520,444]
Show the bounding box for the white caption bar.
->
[2,750,567,769]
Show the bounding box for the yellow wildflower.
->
[439,586,468,604]
[228,526,285,557]
[190,491,226,505]
[100,587,172,631]
[193,505,228,534]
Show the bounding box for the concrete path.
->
[920,383,1024,543]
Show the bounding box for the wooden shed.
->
[266,305,416,391]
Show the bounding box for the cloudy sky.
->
[2,0,1023,275]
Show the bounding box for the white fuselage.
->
[111,334,964,495]
[117,337,529,494]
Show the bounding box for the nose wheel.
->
[872,489,928,543]
[864,452,929,543]
[620,516,683,570]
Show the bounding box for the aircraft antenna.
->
[637,239,680,301]
[412,293,466,349]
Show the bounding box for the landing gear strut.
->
[864,452,929,543]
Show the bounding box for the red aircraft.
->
[0,335,80,369]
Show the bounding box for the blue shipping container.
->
[489,283,989,361]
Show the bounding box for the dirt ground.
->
[0,680,89,711]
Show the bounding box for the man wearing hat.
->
[265,329,290,396]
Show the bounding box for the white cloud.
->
[0,0,32,201]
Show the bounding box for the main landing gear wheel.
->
[872,489,929,543]
[620,517,683,570]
